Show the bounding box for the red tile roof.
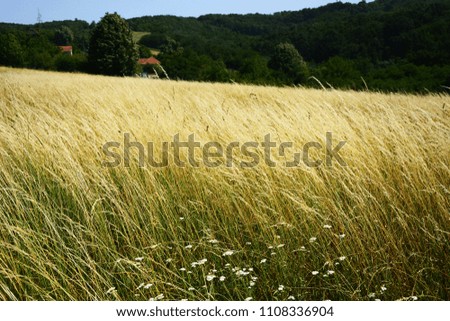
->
[59,46,73,52]
[138,57,160,65]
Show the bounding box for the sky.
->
[0,0,369,25]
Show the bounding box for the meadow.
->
[0,67,448,300]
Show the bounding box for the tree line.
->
[0,0,449,92]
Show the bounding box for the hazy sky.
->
[0,1,369,24]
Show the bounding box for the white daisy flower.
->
[236,270,250,276]
[150,294,164,301]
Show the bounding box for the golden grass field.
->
[0,67,448,300]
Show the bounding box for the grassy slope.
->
[0,67,448,300]
[132,31,151,43]
[132,32,160,56]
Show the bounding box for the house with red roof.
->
[58,46,73,56]
[138,57,161,65]
[138,57,161,78]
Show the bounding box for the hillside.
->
[0,67,448,300]
[0,0,449,91]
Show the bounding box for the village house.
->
[58,46,73,56]
[138,57,160,66]
[138,57,161,78]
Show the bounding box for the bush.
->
[55,53,88,72]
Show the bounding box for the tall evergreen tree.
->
[88,13,138,76]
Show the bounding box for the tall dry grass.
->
[0,67,448,300]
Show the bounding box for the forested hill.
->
[1,0,449,92]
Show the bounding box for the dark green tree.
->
[139,33,169,49]
[54,26,74,46]
[269,42,309,84]
[317,56,360,89]
[88,13,138,76]
[160,37,183,55]
[0,33,24,67]
[138,45,153,58]
[25,33,60,70]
